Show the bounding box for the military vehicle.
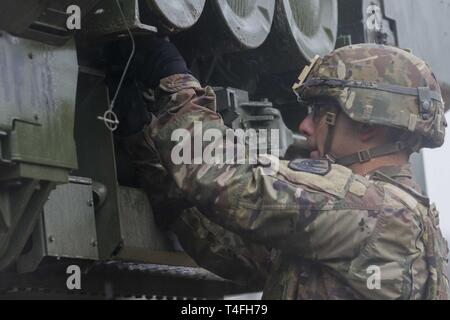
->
[0,0,449,299]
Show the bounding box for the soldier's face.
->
[298,104,338,159]
[299,103,382,160]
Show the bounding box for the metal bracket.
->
[325,112,337,126]
[0,131,12,165]
[418,87,432,120]
[0,118,43,164]
[357,149,372,163]
[81,0,157,39]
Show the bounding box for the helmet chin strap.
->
[322,110,339,162]
[333,141,410,167]
[323,111,415,167]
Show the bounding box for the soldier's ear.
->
[357,123,382,142]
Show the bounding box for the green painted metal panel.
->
[0,33,78,171]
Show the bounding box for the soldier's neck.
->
[349,152,409,176]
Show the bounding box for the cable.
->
[97,0,136,131]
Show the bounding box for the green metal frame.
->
[0,33,78,270]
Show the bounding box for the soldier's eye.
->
[310,102,338,122]
[310,105,322,122]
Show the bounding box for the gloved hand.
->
[110,36,189,136]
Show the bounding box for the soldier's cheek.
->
[314,129,326,157]
[310,150,321,159]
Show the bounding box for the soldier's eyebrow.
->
[312,100,339,109]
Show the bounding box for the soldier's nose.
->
[299,114,315,138]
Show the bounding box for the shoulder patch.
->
[278,160,353,198]
[288,159,331,176]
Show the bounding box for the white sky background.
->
[423,112,450,241]
[383,0,450,243]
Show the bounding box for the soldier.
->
[120,40,449,299]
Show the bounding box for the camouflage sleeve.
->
[148,74,377,261]
[172,207,270,289]
[118,126,270,288]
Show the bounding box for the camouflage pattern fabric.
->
[293,44,447,149]
[124,73,449,299]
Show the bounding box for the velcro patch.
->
[288,159,331,176]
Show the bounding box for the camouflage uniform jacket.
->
[131,74,449,300]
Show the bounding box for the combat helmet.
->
[292,43,447,166]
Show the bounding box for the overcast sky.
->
[423,112,450,241]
